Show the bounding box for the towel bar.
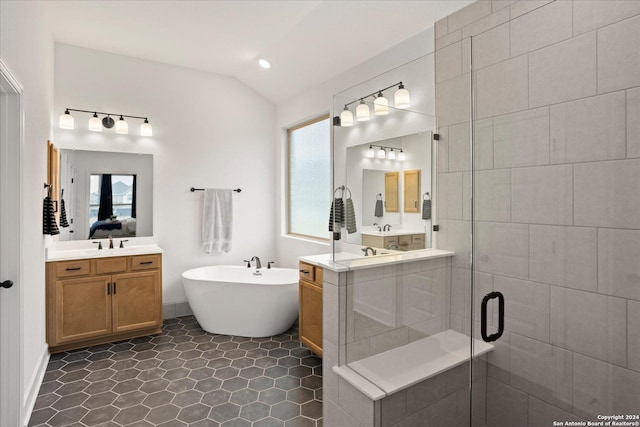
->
[190,187,241,193]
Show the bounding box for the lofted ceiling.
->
[43,0,472,104]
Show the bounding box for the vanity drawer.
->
[96,257,127,274]
[56,260,91,278]
[412,234,425,244]
[399,235,412,248]
[299,262,315,283]
[132,254,161,271]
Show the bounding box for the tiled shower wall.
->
[435,0,640,425]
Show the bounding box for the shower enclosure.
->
[331,2,640,423]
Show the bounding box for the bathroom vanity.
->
[45,242,163,353]
[361,230,425,251]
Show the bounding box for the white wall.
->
[54,44,276,304]
[0,1,54,422]
[276,29,435,267]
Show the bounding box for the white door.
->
[0,58,24,427]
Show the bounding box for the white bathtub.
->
[181,265,299,337]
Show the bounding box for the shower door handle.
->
[481,291,504,342]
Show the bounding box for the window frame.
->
[286,114,331,242]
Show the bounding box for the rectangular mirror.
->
[345,132,432,250]
[58,150,153,240]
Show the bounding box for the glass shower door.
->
[467,5,640,424]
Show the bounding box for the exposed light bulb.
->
[356,99,370,122]
[398,150,406,161]
[115,116,128,134]
[388,148,396,160]
[374,91,389,115]
[366,145,375,158]
[377,147,386,159]
[140,118,153,136]
[88,112,102,132]
[59,109,74,129]
[394,83,411,109]
[340,106,353,127]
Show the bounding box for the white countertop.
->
[46,237,163,261]
[299,248,454,272]
[361,230,425,237]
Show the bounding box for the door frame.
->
[0,57,24,427]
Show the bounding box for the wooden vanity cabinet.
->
[299,261,323,357]
[46,254,162,353]
[403,169,421,213]
[362,233,426,251]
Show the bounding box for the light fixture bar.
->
[64,108,148,121]
[342,81,405,108]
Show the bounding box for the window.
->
[89,174,135,225]
[288,115,331,240]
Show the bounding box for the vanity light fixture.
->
[388,148,396,160]
[366,145,375,158]
[374,91,389,115]
[394,83,410,109]
[88,112,102,132]
[340,106,354,127]
[365,145,405,161]
[59,108,152,136]
[140,118,153,137]
[59,109,74,129]
[333,81,410,126]
[356,99,370,122]
[115,116,128,134]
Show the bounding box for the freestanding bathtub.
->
[182,265,299,337]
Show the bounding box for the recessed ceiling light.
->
[258,58,271,69]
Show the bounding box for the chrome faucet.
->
[383,224,392,231]
[362,246,377,256]
[251,256,262,269]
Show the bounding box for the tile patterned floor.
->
[29,316,323,427]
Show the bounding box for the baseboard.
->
[22,345,49,427]
[162,301,193,319]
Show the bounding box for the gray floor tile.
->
[28,317,322,427]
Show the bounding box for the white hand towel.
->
[202,189,233,253]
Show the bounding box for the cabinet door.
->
[299,280,323,357]
[111,271,162,333]
[55,276,112,344]
[384,172,399,212]
[403,169,421,212]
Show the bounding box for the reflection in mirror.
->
[345,132,432,250]
[58,150,153,240]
